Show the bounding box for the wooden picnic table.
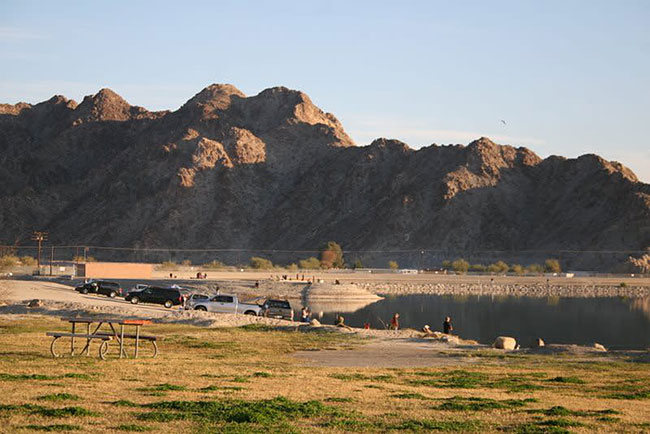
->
[46,317,159,360]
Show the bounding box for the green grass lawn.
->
[0,316,648,433]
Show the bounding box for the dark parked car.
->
[261,299,294,321]
[75,280,123,298]
[125,286,184,308]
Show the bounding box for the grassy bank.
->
[0,316,648,433]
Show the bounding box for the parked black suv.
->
[261,299,294,321]
[75,280,123,298]
[125,286,184,308]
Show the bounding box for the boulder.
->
[593,343,607,352]
[27,299,41,308]
[531,338,545,348]
[493,336,517,350]
[442,335,459,344]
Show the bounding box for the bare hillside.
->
[1,84,648,270]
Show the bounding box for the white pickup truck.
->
[186,293,262,316]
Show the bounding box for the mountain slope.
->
[0,84,648,270]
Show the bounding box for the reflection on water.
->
[305,298,380,314]
[629,296,650,320]
[309,295,650,350]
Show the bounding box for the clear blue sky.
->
[2,0,648,181]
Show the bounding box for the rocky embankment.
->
[199,279,650,299]
[193,279,650,299]
[358,282,650,298]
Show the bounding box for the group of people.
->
[298,304,455,335]
[389,313,454,335]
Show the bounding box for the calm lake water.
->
[311,295,650,350]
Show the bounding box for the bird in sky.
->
[500,119,507,126]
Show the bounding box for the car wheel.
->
[164,300,173,309]
[130,296,139,304]
[244,310,257,316]
[82,288,88,294]
[194,306,207,311]
[109,291,116,298]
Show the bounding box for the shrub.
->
[510,264,524,274]
[72,255,96,263]
[388,260,399,270]
[470,264,486,272]
[20,256,37,266]
[494,260,509,273]
[320,241,344,269]
[202,260,225,270]
[181,260,192,266]
[545,259,561,273]
[451,258,469,273]
[526,263,543,273]
[0,255,19,269]
[441,260,451,269]
[250,256,273,270]
[298,257,321,270]
[286,263,298,271]
[487,261,509,273]
[159,261,177,270]
[620,282,627,288]
[352,259,363,269]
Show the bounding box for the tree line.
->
[443,258,562,274]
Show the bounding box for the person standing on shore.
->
[390,313,400,330]
[443,316,453,334]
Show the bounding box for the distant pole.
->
[49,246,54,276]
[31,231,48,275]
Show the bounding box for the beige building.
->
[75,262,153,279]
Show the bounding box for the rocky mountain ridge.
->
[1,84,648,271]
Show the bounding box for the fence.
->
[0,244,647,273]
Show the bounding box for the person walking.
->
[443,316,453,334]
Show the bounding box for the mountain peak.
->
[182,83,245,115]
[0,101,32,115]
[463,136,542,174]
[75,88,133,121]
[467,136,498,150]
[369,138,412,152]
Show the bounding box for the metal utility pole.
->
[49,246,54,276]
[31,231,48,275]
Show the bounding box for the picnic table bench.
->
[46,317,160,360]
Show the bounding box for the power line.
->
[1,244,647,255]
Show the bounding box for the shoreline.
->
[1,280,649,352]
